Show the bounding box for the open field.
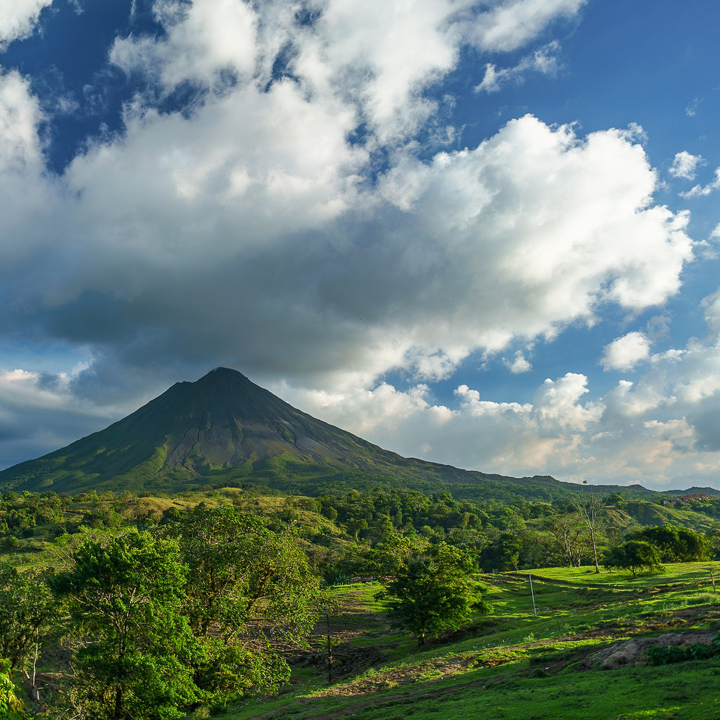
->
[225,563,720,720]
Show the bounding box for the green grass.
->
[222,563,720,720]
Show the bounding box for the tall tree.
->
[548,515,586,568]
[0,563,56,694]
[51,530,199,720]
[576,486,604,573]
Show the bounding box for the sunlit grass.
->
[224,562,720,720]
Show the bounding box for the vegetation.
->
[0,659,25,720]
[1,484,720,718]
[51,531,199,720]
[603,539,665,577]
[380,543,487,645]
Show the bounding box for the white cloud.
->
[669,151,703,180]
[601,332,652,372]
[111,0,257,90]
[1,101,694,400]
[0,0,53,49]
[680,167,720,198]
[470,0,586,52]
[503,350,532,373]
[475,41,561,93]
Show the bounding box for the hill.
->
[0,368,660,502]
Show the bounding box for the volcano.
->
[0,367,597,501]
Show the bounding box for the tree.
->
[576,486,605,573]
[478,531,521,572]
[0,562,56,702]
[167,505,321,699]
[365,531,429,576]
[603,540,664,578]
[629,525,709,563]
[548,515,586,567]
[51,530,199,720]
[380,543,487,645]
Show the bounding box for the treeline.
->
[283,489,719,577]
[3,487,720,573]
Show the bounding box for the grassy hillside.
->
[226,565,720,720]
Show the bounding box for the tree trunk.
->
[590,527,600,574]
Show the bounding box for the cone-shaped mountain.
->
[0,368,641,501]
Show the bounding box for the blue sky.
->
[1,0,720,490]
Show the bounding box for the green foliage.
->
[380,543,487,645]
[51,530,199,720]
[629,524,710,562]
[603,539,664,577]
[0,564,56,672]
[166,504,321,700]
[646,632,720,665]
[0,660,25,720]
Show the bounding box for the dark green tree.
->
[478,531,522,572]
[380,543,487,645]
[604,540,664,578]
[51,530,199,720]
[629,525,709,562]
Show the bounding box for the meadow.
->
[226,564,720,720]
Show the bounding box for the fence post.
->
[529,573,537,616]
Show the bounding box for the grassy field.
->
[223,564,720,720]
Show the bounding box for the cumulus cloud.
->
[503,351,532,373]
[669,151,703,180]
[601,332,652,372]
[0,0,710,490]
[469,0,586,52]
[24,113,688,400]
[111,0,257,90]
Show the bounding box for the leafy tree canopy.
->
[603,540,664,578]
[0,564,55,673]
[51,530,199,720]
[628,525,709,563]
[165,504,321,699]
[380,542,487,645]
